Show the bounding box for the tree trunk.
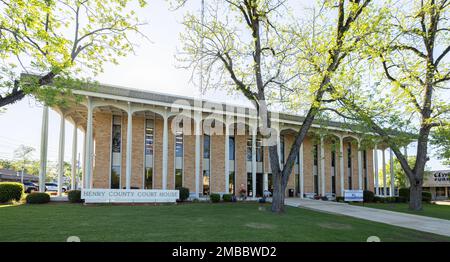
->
[409,181,423,211]
[271,171,285,213]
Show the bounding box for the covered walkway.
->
[285,198,450,237]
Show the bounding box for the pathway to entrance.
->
[285,198,450,237]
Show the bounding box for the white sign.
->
[344,190,364,202]
[81,189,179,203]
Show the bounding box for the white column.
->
[390,148,395,196]
[82,130,86,190]
[57,113,65,196]
[194,112,201,198]
[263,173,268,191]
[125,103,133,190]
[299,143,304,198]
[339,136,345,196]
[39,106,49,192]
[320,136,325,195]
[224,122,230,193]
[382,149,387,197]
[71,123,78,190]
[84,97,93,189]
[277,131,282,168]
[357,140,363,190]
[374,144,379,195]
[251,126,257,198]
[162,111,169,190]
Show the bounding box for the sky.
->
[0,0,448,172]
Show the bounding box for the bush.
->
[0,182,24,203]
[373,196,381,203]
[176,187,190,202]
[26,192,50,204]
[222,194,233,202]
[67,190,83,203]
[210,193,220,203]
[385,197,397,203]
[335,196,344,202]
[422,191,432,202]
[397,196,407,203]
[363,190,375,202]
[399,188,410,201]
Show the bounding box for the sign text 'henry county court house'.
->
[82,189,179,203]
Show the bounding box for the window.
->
[247,138,263,162]
[229,137,235,160]
[229,171,235,194]
[247,173,253,197]
[111,115,121,189]
[268,173,273,194]
[280,135,285,164]
[144,119,154,189]
[331,145,336,194]
[229,136,235,194]
[203,135,210,195]
[256,139,263,162]
[175,130,183,188]
[204,135,210,159]
[313,144,319,194]
[347,142,352,190]
[175,169,183,188]
[246,138,252,161]
[363,150,367,191]
[175,131,183,158]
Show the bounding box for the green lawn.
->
[350,202,450,220]
[0,202,448,242]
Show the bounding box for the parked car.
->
[23,182,38,193]
[45,183,67,192]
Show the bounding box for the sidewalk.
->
[285,198,450,237]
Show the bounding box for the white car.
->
[45,183,67,192]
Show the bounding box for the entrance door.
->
[256,173,263,197]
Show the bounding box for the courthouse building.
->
[37,84,402,199]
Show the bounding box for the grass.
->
[350,202,450,220]
[0,202,448,242]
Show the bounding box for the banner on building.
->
[81,189,179,203]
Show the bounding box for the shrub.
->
[210,193,220,203]
[335,196,344,202]
[363,190,375,202]
[0,182,24,203]
[373,196,381,203]
[399,188,410,201]
[422,191,432,202]
[176,187,190,202]
[26,192,50,204]
[222,194,233,202]
[397,196,407,203]
[67,190,83,203]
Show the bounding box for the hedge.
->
[398,188,432,202]
[176,187,190,201]
[68,190,83,203]
[335,196,344,202]
[363,190,375,202]
[422,191,432,202]
[210,193,220,203]
[399,188,410,201]
[0,182,24,203]
[26,192,50,204]
[222,194,233,202]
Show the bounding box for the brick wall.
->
[210,128,225,193]
[93,112,111,188]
